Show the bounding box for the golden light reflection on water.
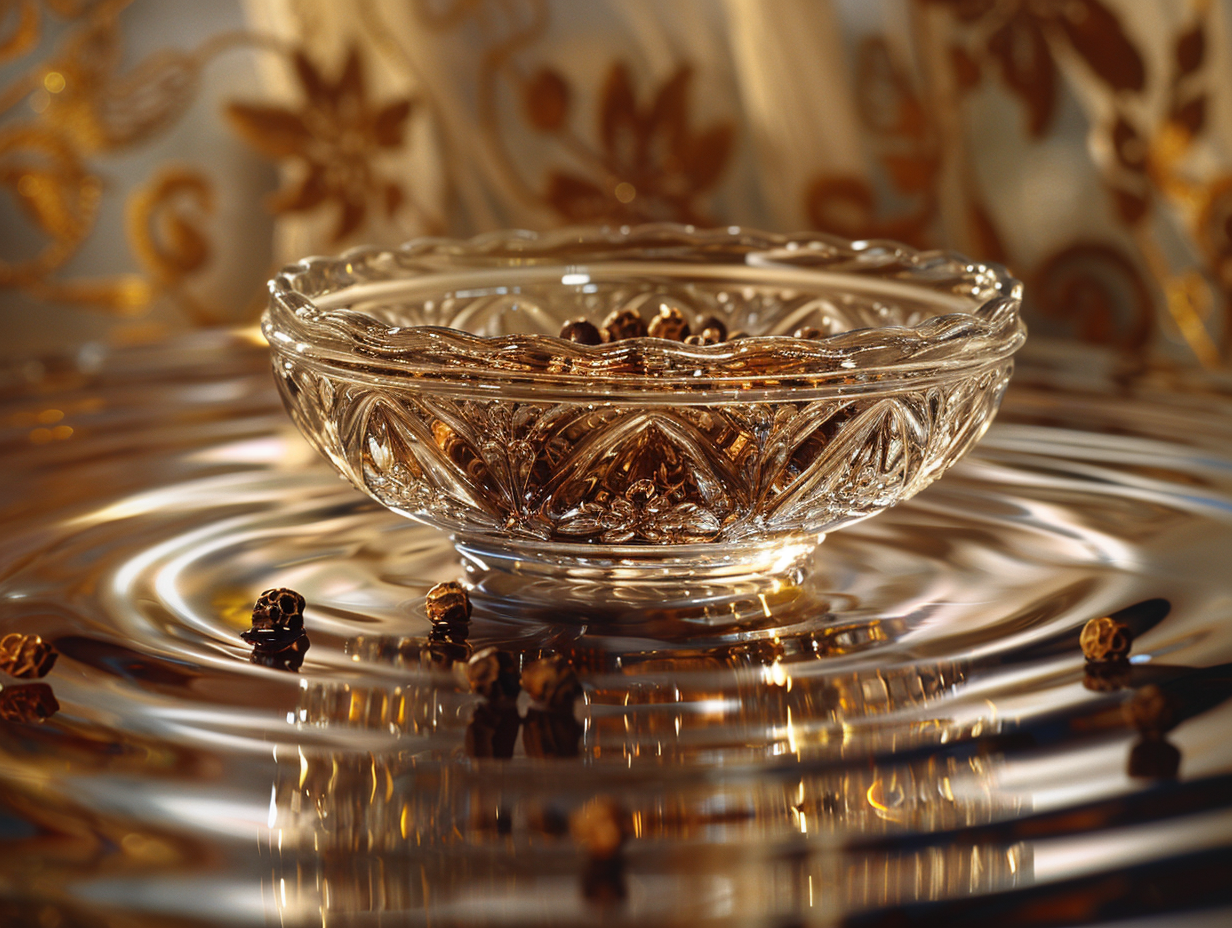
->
[3,335,1231,925]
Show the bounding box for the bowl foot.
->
[454,533,826,625]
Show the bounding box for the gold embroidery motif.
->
[0,4,265,316]
[0,0,38,63]
[0,123,101,285]
[126,166,221,324]
[0,0,1226,365]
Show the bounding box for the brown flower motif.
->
[923,0,1146,137]
[226,47,414,242]
[1030,242,1152,350]
[543,63,734,225]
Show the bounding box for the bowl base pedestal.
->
[455,533,827,625]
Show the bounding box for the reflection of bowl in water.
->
[263,225,1024,585]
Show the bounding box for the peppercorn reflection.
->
[264,739,1029,923]
[263,640,1034,925]
[0,682,59,722]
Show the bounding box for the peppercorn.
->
[696,314,728,342]
[0,683,59,722]
[792,326,824,339]
[1124,683,1174,736]
[684,332,719,346]
[559,318,602,345]
[570,796,628,860]
[600,308,647,342]
[1080,615,1132,663]
[425,581,471,626]
[646,305,690,341]
[521,654,580,710]
[0,633,57,679]
[251,588,305,631]
[466,647,521,702]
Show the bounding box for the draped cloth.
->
[3,0,1230,364]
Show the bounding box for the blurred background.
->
[1,0,1229,365]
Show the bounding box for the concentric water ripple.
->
[1,333,1231,926]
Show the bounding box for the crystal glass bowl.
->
[263,225,1024,589]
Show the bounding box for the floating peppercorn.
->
[467,647,520,702]
[521,654,580,711]
[792,325,824,339]
[647,305,690,341]
[425,581,472,626]
[0,683,59,723]
[684,332,719,346]
[0,633,57,679]
[1080,615,1132,663]
[251,588,305,632]
[1124,684,1174,736]
[559,318,602,345]
[570,796,628,861]
[696,314,727,342]
[1128,737,1181,779]
[600,308,647,342]
[243,589,310,672]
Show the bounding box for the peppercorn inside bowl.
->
[263,225,1024,589]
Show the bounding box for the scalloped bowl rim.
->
[263,224,1026,393]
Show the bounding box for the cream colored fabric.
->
[2,0,1229,364]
